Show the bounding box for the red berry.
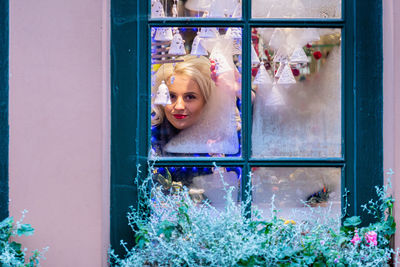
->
[306,43,312,48]
[252,68,258,77]
[291,68,300,76]
[313,51,322,60]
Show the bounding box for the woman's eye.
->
[186,94,196,100]
[169,94,176,100]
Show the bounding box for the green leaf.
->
[343,216,362,227]
[17,224,35,236]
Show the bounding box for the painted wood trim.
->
[0,0,9,220]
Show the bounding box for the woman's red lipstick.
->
[173,114,187,119]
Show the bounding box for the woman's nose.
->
[174,97,185,110]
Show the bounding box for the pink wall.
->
[383,0,400,248]
[7,0,399,266]
[9,0,110,266]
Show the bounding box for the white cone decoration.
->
[154,81,171,106]
[209,0,227,17]
[251,44,260,65]
[275,63,284,78]
[269,29,286,50]
[273,48,288,63]
[232,3,242,18]
[191,34,208,56]
[199,28,219,38]
[253,63,272,85]
[210,48,233,75]
[172,3,178,17]
[169,32,186,55]
[265,84,285,106]
[225,28,242,55]
[151,0,165,18]
[154,28,173,41]
[225,27,242,39]
[302,28,320,44]
[290,47,309,63]
[277,64,296,84]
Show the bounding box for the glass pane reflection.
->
[251,28,341,158]
[252,0,341,19]
[151,0,242,18]
[252,167,341,220]
[150,27,242,157]
[153,166,241,209]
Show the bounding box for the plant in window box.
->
[0,210,47,266]
[109,168,398,266]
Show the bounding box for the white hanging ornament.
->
[154,28,173,41]
[210,47,233,75]
[169,32,186,55]
[273,48,289,63]
[251,43,260,65]
[265,83,285,106]
[154,81,171,106]
[232,2,242,18]
[225,27,242,39]
[191,34,208,56]
[290,47,309,63]
[199,28,219,38]
[275,63,284,78]
[253,62,272,85]
[225,28,242,55]
[209,0,227,17]
[172,2,178,17]
[277,64,296,84]
[151,0,165,18]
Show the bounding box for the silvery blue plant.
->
[110,166,398,266]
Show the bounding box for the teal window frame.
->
[111,0,383,254]
[0,0,9,221]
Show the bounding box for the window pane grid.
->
[146,1,348,214]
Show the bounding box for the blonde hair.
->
[151,55,216,126]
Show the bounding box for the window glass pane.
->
[153,166,241,209]
[151,0,242,18]
[252,167,341,220]
[150,27,242,157]
[251,28,341,158]
[252,0,341,19]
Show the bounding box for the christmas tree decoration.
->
[172,2,178,17]
[232,2,242,18]
[275,63,284,78]
[253,62,272,85]
[169,32,186,55]
[290,47,309,63]
[154,81,171,106]
[209,0,227,17]
[154,28,173,41]
[151,0,165,18]
[185,0,212,13]
[191,34,208,56]
[265,84,285,106]
[251,43,260,65]
[225,28,242,55]
[199,27,219,38]
[209,39,234,75]
[273,48,289,63]
[269,28,286,50]
[277,64,296,84]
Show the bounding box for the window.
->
[111,0,383,253]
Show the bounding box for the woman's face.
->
[164,74,206,130]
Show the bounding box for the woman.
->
[151,55,240,157]
[151,55,241,206]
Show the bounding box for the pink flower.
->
[351,231,361,245]
[365,231,378,246]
